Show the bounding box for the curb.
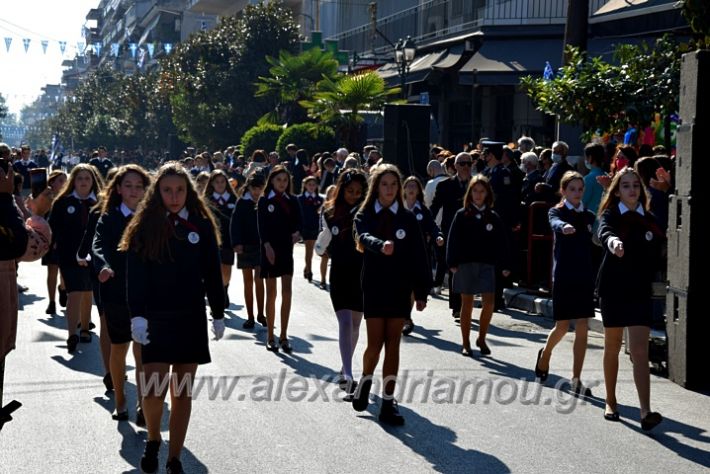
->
[503,288,605,334]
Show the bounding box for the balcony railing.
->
[328,0,607,53]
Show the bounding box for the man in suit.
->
[535,141,572,199]
[12,145,37,193]
[430,152,474,319]
[89,146,115,179]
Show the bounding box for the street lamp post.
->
[395,36,416,100]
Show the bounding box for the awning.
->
[377,50,448,84]
[458,38,563,86]
[138,14,162,46]
[432,44,466,70]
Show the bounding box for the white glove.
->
[212,318,225,340]
[608,237,624,257]
[562,224,576,235]
[131,317,150,345]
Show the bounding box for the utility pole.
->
[315,0,320,31]
[369,2,377,54]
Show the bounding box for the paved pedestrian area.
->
[1,246,708,473]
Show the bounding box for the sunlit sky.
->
[0,0,99,117]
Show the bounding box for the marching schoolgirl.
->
[446,175,510,356]
[596,167,664,430]
[257,165,302,353]
[322,169,368,397]
[48,164,102,353]
[204,169,239,308]
[92,164,151,423]
[42,170,68,314]
[318,184,336,289]
[534,171,595,395]
[401,176,442,336]
[351,164,430,425]
[119,163,225,473]
[230,173,266,329]
[297,175,323,283]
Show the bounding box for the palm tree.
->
[300,71,402,151]
[255,47,339,125]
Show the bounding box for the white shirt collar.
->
[564,200,584,213]
[304,191,317,198]
[119,202,134,217]
[473,204,486,211]
[72,190,97,201]
[213,191,230,201]
[178,207,189,219]
[375,200,399,214]
[242,192,254,202]
[618,202,644,216]
[405,200,421,211]
[267,190,290,199]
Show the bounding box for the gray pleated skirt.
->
[452,262,496,295]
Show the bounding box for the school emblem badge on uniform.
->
[416,213,423,221]
[331,226,339,236]
[396,229,406,239]
[476,214,482,219]
[645,231,653,241]
[67,206,75,214]
[228,203,235,209]
[486,223,493,231]
[188,232,200,244]
[268,204,275,213]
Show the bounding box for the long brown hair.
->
[119,162,221,261]
[263,164,293,196]
[53,163,102,203]
[355,164,402,252]
[598,167,649,216]
[402,176,425,204]
[324,169,368,219]
[555,171,584,208]
[204,169,237,200]
[100,164,152,215]
[358,163,402,214]
[463,175,494,209]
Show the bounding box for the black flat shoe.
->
[242,319,255,329]
[461,346,473,357]
[402,320,414,336]
[319,281,327,290]
[166,457,184,474]
[67,335,79,353]
[112,409,129,421]
[476,338,491,355]
[641,412,662,431]
[103,373,114,392]
[140,439,161,474]
[135,406,146,427]
[280,338,293,354]
[266,340,279,352]
[379,398,405,426]
[571,379,592,397]
[58,288,67,307]
[45,301,56,315]
[604,404,620,422]
[535,349,549,382]
[256,314,267,327]
[352,376,372,412]
[79,330,92,343]
[343,380,358,402]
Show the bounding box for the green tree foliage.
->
[301,71,401,151]
[276,123,336,158]
[240,123,284,157]
[682,0,710,45]
[160,1,299,148]
[0,94,7,120]
[255,48,340,125]
[520,36,689,143]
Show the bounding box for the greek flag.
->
[543,61,554,81]
[50,134,61,168]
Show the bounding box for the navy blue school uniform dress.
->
[230,193,261,269]
[48,191,97,292]
[446,205,510,295]
[208,191,238,265]
[78,208,103,313]
[597,203,665,328]
[257,191,302,278]
[297,191,324,241]
[92,203,133,344]
[354,201,431,319]
[126,208,224,365]
[324,204,363,312]
[548,202,596,320]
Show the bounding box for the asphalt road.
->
[1,245,708,473]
